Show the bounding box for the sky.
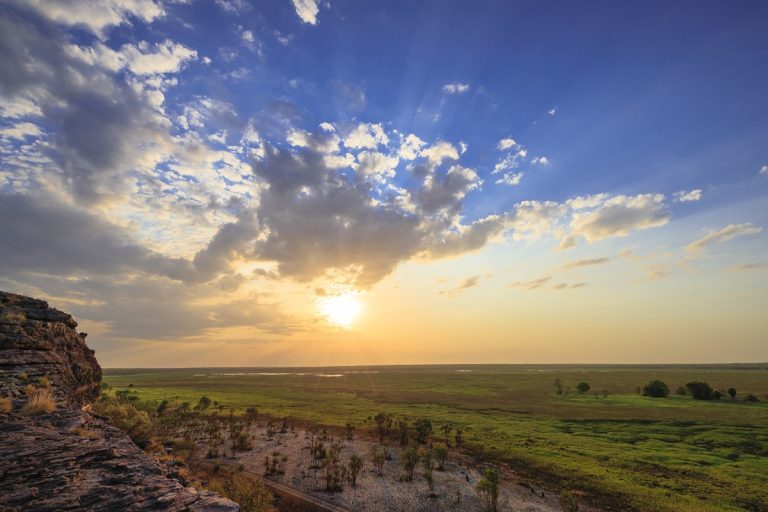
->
[0,0,767,367]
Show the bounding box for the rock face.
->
[0,290,239,512]
[0,291,101,406]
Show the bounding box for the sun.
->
[317,292,363,329]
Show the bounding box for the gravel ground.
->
[211,422,575,512]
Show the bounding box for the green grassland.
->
[103,365,768,511]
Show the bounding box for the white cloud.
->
[495,172,524,186]
[324,153,355,169]
[459,141,468,154]
[570,194,669,241]
[686,223,762,252]
[355,151,399,181]
[0,122,43,140]
[121,40,198,75]
[287,128,340,153]
[0,96,43,119]
[442,83,470,94]
[673,189,702,202]
[344,123,389,150]
[548,108,557,116]
[420,141,459,166]
[531,156,550,166]
[759,165,768,175]
[493,150,526,174]
[497,138,517,151]
[291,0,321,24]
[20,0,165,38]
[319,122,335,132]
[398,134,426,160]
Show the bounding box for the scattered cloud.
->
[548,107,557,116]
[554,282,587,290]
[674,189,702,202]
[442,83,470,94]
[344,123,389,150]
[440,275,481,296]
[530,156,550,166]
[686,223,763,252]
[291,0,322,25]
[497,138,517,151]
[510,276,551,290]
[759,165,768,175]
[727,263,767,272]
[495,172,524,186]
[563,257,611,269]
[17,0,165,38]
[569,194,669,241]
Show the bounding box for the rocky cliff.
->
[0,291,239,511]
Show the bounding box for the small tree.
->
[371,446,386,475]
[712,390,723,400]
[476,468,499,512]
[433,445,448,471]
[197,395,212,412]
[744,394,760,402]
[576,382,590,394]
[348,454,363,486]
[401,447,419,481]
[346,422,355,440]
[642,380,670,398]
[727,387,737,400]
[686,381,713,400]
[554,378,563,395]
[415,418,433,444]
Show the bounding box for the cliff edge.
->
[0,291,239,511]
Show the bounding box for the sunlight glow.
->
[317,293,363,328]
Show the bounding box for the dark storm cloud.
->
[0,193,201,282]
[192,144,503,287]
[0,6,171,203]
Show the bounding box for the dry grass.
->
[37,375,51,388]
[70,426,99,439]
[21,388,56,416]
[0,397,11,413]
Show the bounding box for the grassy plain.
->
[103,364,768,511]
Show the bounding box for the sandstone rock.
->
[0,290,239,512]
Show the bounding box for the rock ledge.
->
[0,290,238,511]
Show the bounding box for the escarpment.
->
[0,290,239,511]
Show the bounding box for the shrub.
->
[414,418,433,443]
[348,454,363,486]
[643,380,670,398]
[576,382,590,394]
[401,447,419,481]
[21,389,56,415]
[675,386,687,396]
[232,431,253,451]
[433,445,448,470]
[686,381,714,400]
[95,400,153,446]
[208,469,272,512]
[744,394,759,403]
[476,468,500,512]
[559,491,580,512]
[727,387,737,399]
[712,390,722,400]
[0,397,11,413]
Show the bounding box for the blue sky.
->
[0,0,766,365]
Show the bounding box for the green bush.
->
[643,380,670,398]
